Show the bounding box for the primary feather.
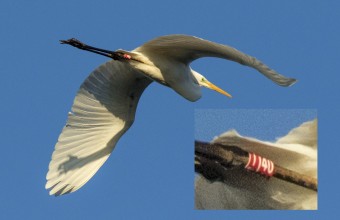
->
[46,61,151,195]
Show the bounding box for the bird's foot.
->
[60,38,87,50]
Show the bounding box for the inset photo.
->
[195,109,317,210]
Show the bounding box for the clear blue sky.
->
[0,0,339,219]
[195,109,317,142]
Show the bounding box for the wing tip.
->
[46,181,76,196]
[285,78,298,87]
[276,77,298,87]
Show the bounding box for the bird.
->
[195,119,317,210]
[46,34,297,196]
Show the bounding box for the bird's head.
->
[192,70,232,98]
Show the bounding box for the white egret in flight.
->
[46,35,296,195]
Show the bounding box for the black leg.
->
[60,38,122,60]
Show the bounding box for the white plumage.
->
[46,35,296,195]
[46,62,151,195]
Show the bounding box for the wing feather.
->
[46,60,152,196]
[136,34,296,86]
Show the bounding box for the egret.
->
[46,35,296,195]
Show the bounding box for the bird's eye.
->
[201,78,206,82]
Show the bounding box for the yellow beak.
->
[205,81,232,98]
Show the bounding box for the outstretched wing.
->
[46,60,152,196]
[135,34,296,86]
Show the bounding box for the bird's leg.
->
[60,38,125,60]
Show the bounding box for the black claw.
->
[60,38,86,50]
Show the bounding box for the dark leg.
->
[60,38,123,60]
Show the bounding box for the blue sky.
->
[195,109,317,142]
[0,0,339,219]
